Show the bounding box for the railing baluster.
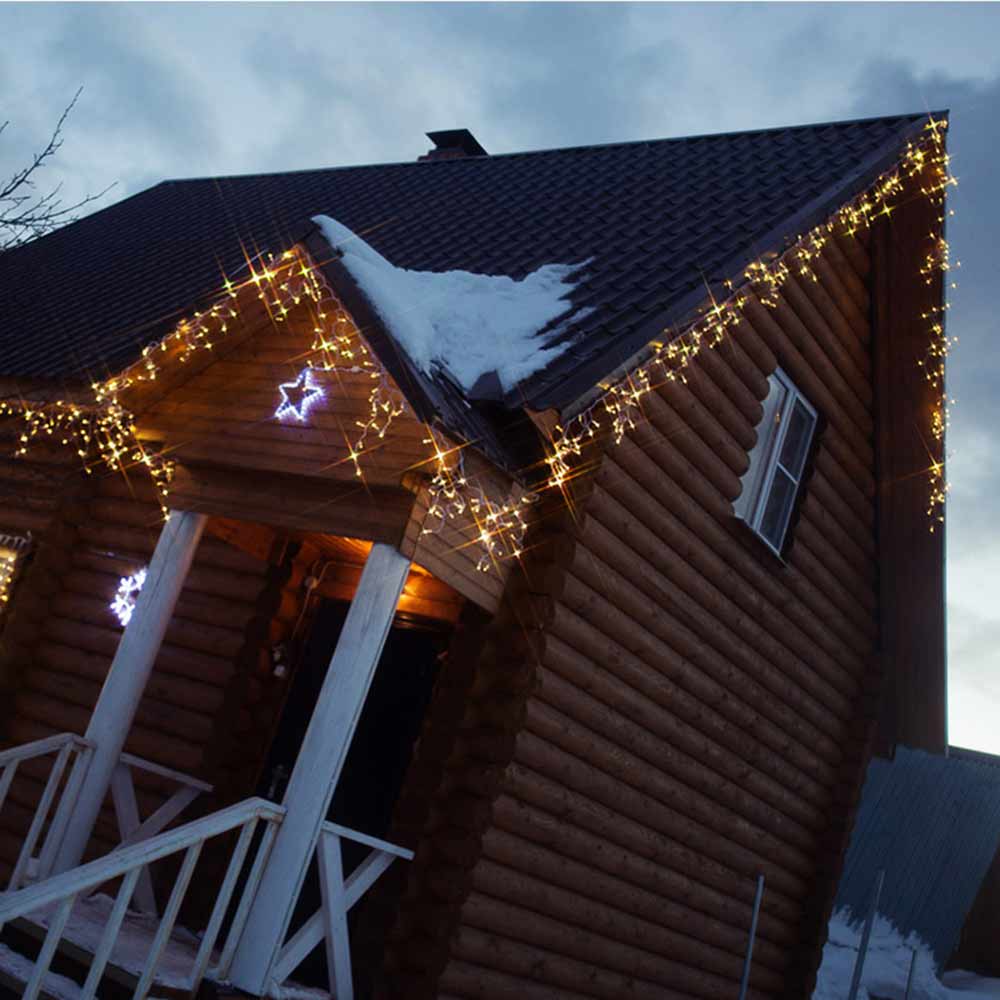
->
[0,760,18,814]
[132,841,203,999]
[38,744,93,881]
[23,892,77,1000]
[111,761,159,915]
[215,818,279,980]
[11,741,75,890]
[0,796,283,998]
[317,829,353,1000]
[188,818,258,990]
[81,867,141,1000]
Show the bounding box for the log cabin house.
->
[0,111,951,999]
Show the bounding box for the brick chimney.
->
[419,129,488,161]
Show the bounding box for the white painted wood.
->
[81,867,141,1000]
[0,796,284,1000]
[53,510,207,875]
[340,848,397,908]
[38,743,94,881]
[189,818,258,989]
[0,798,284,924]
[229,542,410,994]
[23,892,77,1000]
[118,785,200,850]
[132,842,202,999]
[111,762,158,915]
[10,741,74,890]
[119,752,213,793]
[271,840,396,986]
[321,820,415,860]
[0,732,92,767]
[214,818,279,980]
[0,734,94,891]
[317,830,353,1000]
[0,762,17,815]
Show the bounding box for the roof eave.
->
[522,111,945,417]
[301,225,534,481]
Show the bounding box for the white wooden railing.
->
[110,751,214,915]
[0,733,213,895]
[269,820,414,1000]
[0,796,285,1000]
[0,733,95,892]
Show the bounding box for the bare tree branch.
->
[0,88,115,251]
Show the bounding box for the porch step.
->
[0,936,86,1000]
[0,895,214,999]
[0,898,331,1000]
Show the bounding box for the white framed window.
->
[734,368,818,558]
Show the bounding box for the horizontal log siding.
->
[0,470,276,878]
[430,236,883,999]
[138,322,434,491]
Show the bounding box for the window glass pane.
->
[778,400,814,480]
[760,468,796,551]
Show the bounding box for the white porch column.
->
[229,542,410,994]
[52,509,207,874]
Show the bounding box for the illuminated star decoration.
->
[275,367,325,422]
[111,567,147,627]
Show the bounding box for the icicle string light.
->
[0,246,408,519]
[0,118,955,571]
[422,429,536,572]
[0,531,31,608]
[546,118,956,527]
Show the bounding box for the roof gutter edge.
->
[532,111,944,419]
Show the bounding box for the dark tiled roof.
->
[835,746,1000,967]
[0,112,935,413]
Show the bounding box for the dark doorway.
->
[260,597,446,837]
[257,595,449,993]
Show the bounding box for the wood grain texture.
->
[389,234,895,1000]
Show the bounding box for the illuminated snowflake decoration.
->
[110,567,147,627]
[275,367,325,422]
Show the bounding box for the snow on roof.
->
[313,215,590,395]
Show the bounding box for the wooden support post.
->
[228,542,410,995]
[52,510,207,875]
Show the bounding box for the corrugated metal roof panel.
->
[835,746,1000,967]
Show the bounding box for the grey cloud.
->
[1,2,999,743]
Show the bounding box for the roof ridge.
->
[159,109,945,187]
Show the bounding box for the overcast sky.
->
[2,2,998,752]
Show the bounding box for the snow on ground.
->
[813,909,1000,999]
[314,215,591,394]
[0,941,84,999]
[33,892,203,989]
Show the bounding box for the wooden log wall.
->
[380,223,917,1000]
[0,468,284,880]
[136,302,435,493]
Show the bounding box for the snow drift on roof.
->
[313,215,589,395]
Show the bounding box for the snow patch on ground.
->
[314,215,590,394]
[813,909,1000,999]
